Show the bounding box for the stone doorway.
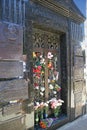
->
[32,28,67,128]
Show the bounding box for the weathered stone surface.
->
[0,22,23,60]
[0,79,28,102]
[74,92,82,103]
[74,81,83,93]
[74,56,84,67]
[0,61,23,78]
[75,93,82,117]
[74,45,83,56]
[75,102,82,118]
[3,103,22,115]
[0,115,25,130]
[71,22,83,42]
[0,0,85,129]
[74,67,84,80]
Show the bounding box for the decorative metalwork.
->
[33,33,45,48]
[33,29,64,127]
[33,29,60,50]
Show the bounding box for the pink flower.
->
[47,52,53,59]
[51,102,57,109]
[50,98,64,109]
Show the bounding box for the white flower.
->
[53,91,57,94]
[40,58,45,64]
[40,92,44,96]
[44,103,48,107]
[47,52,53,59]
[57,102,62,107]
[40,55,43,58]
[36,102,39,106]
[49,84,54,89]
[40,102,44,105]
[40,87,45,92]
[58,99,64,103]
[35,86,39,90]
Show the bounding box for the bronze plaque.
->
[0,61,23,78]
[74,67,84,80]
[0,22,23,60]
[0,79,28,102]
[74,56,84,67]
[74,45,83,56]
[74,81,83,93]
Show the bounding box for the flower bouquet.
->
[39,118,53,129]
[39,102,44,120]
[34,102,40,125]
[50,98,64,117]
[34,102,45,125]
[44,102,49,118]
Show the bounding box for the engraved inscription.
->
[0,61,23,78]
[0,79,28,102]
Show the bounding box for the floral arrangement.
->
[39,118,53,129]
[34,102,44,113]
[34,98,64,126]
[50,98,64,109]
[44,102,49,111]
[34,102,49,114]
[33,51,64,127]
[54,84,61,92]
[49,98,64,117]
[34,102,44,125]
[43,102,49,118]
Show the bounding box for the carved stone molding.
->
[30,1,68,31]
[31,0,85,23]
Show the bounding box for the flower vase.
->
[44,109,48,118]
[35,112,39,125]
[53,108,58,117]
[54,111,58,117]
[40,110,43,120]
